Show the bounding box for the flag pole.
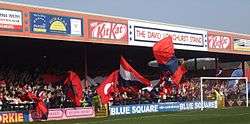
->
[84,45,88,90]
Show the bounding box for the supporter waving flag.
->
[153,36,186,86]
[97,70,119,104]
[119,56,151,88]
[25,92,48,120]
[64,71,83,107]
[152,36,175,65]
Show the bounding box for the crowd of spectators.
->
[0,65,247,112]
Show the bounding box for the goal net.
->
[200,77,248,110]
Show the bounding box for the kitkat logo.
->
[89,20,128,40]
[208,35,231,49]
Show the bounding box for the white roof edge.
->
[1,1,250,36]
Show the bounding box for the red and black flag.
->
[63,71,83,107]
[153,36,186,86]
[25,92,48,120]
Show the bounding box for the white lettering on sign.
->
[110,106,131,115]
[134,27,203,46]
[208,35,231,49]
[90,21,127,40]
[48,110,63,118]
[131,105,158,114]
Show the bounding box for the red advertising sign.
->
[208,35,231,49]
[208,32,232,50]
[89,20,128,41]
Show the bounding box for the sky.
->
[3,0,250,34]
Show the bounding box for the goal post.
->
[200,77,248,111]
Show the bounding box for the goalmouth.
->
[200,77,249,110]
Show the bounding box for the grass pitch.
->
[33,107,250,124]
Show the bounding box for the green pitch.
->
[33,107,250,124]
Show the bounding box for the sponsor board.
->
[158,102,180,112]
[109,104,159,116]
[128,20,207,51]
[88,20,128,40]
[233,38,250,52]
[0,9,22,31]
[30,107,95,121]
[110,101,217,116]
[0,111,29,123]
[179,101,217,111]
[30,13,82,36]
[208,34,232,50]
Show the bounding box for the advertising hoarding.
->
[0,9,22,31]
[128,20,208,51]
[109,101,217,116]
[88,20,128,41]
[109,104,159,116]
[207,31,233,52]
[233,38,250,52]
[0,111,29,123]
[30,107,95,121]
[179,101,217,111]
[30,13,82,36]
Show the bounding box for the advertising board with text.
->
[88,20,128,41]
[0,111,29,123]
[128,20,208,51]
[0,9,22,31]
[207,32,232,52]
[30,13,82,36]
[30,107,95,121]
[109,101,217,116]
[233,38,250,52]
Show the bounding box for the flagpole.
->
[84,45,88,90]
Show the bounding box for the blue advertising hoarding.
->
[109,101,217,116]
[158,102,180,112]
[179,101,217,111]
[109,104,159,116]
[109,103,180,116]
[30,13,82,36]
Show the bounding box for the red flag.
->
[64,71,83,107]
[153,36,174,64]
[120,56,151,86]
[26,92,48,120]
[170,65,187,86]
[97,70,119,104]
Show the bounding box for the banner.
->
[233,38,250,52]
[208,34,232,50]
[0,111,29,123]
[158,102,180,112]
[109,101,217,116]
[0,9,22,31]
[88,20,128,40]
[179,101,217,111]
[109,104,159,116]
[30,107,95,121]
[30,13,82,36]
[128,20,208,51]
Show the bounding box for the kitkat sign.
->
[89,20,128,41]
[128,20,207,51]
[208,32,232,50]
